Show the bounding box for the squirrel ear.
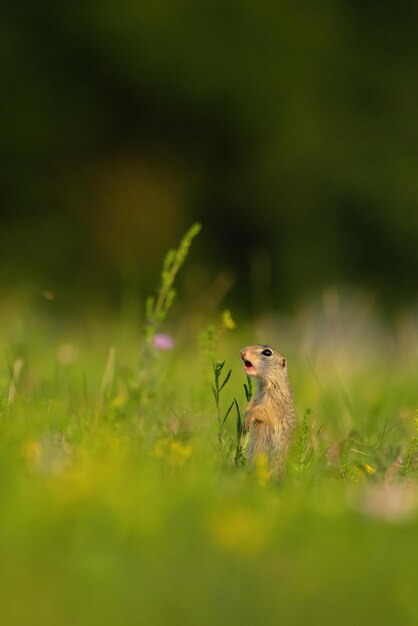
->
[280,357,286,368]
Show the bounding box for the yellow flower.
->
[255,453,271,486]
[153,439,168,459]
[153,439,193,467]
[21,439,41,470]
[111,381,128,408]
[168,441,193,467]
[363,463,376,475]
[221,309,236,330]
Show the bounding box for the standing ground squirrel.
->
[241,345,296,476]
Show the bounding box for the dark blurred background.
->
[1,1,417,315]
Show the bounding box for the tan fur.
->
[241,345,296,477]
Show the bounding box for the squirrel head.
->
[240,345,288,383]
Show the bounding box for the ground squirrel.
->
[241,345,296,476]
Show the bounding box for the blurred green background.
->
[1,6,418,624]
[1,1,417,313]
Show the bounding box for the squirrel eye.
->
[261,348,272,357]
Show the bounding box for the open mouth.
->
[243,358,256,375]
[241,350,256,375]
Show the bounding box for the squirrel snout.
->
[240,349,248,359]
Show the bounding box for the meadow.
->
[0,226,417,626]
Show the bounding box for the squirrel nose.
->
[240,349,247,359]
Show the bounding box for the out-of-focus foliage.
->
[0,291,417,626]
[0,1,417,310]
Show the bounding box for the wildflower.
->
[111,381,128,408]
[153,333,175,350]
[363,464,376,475]
[21,439,41,471]
[153,439,192,467]
[22,435,71,475]
[153,439,168,459]
[169,441,193,466]
[221,309,236,331]
[255,453,271,486]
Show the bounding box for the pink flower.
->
[153,333,175,350]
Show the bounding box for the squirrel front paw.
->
[242,418,252,435]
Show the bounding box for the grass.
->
[0,230,417,626]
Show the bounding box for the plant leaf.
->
[219,369,232,392]
[222,400,235,425]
